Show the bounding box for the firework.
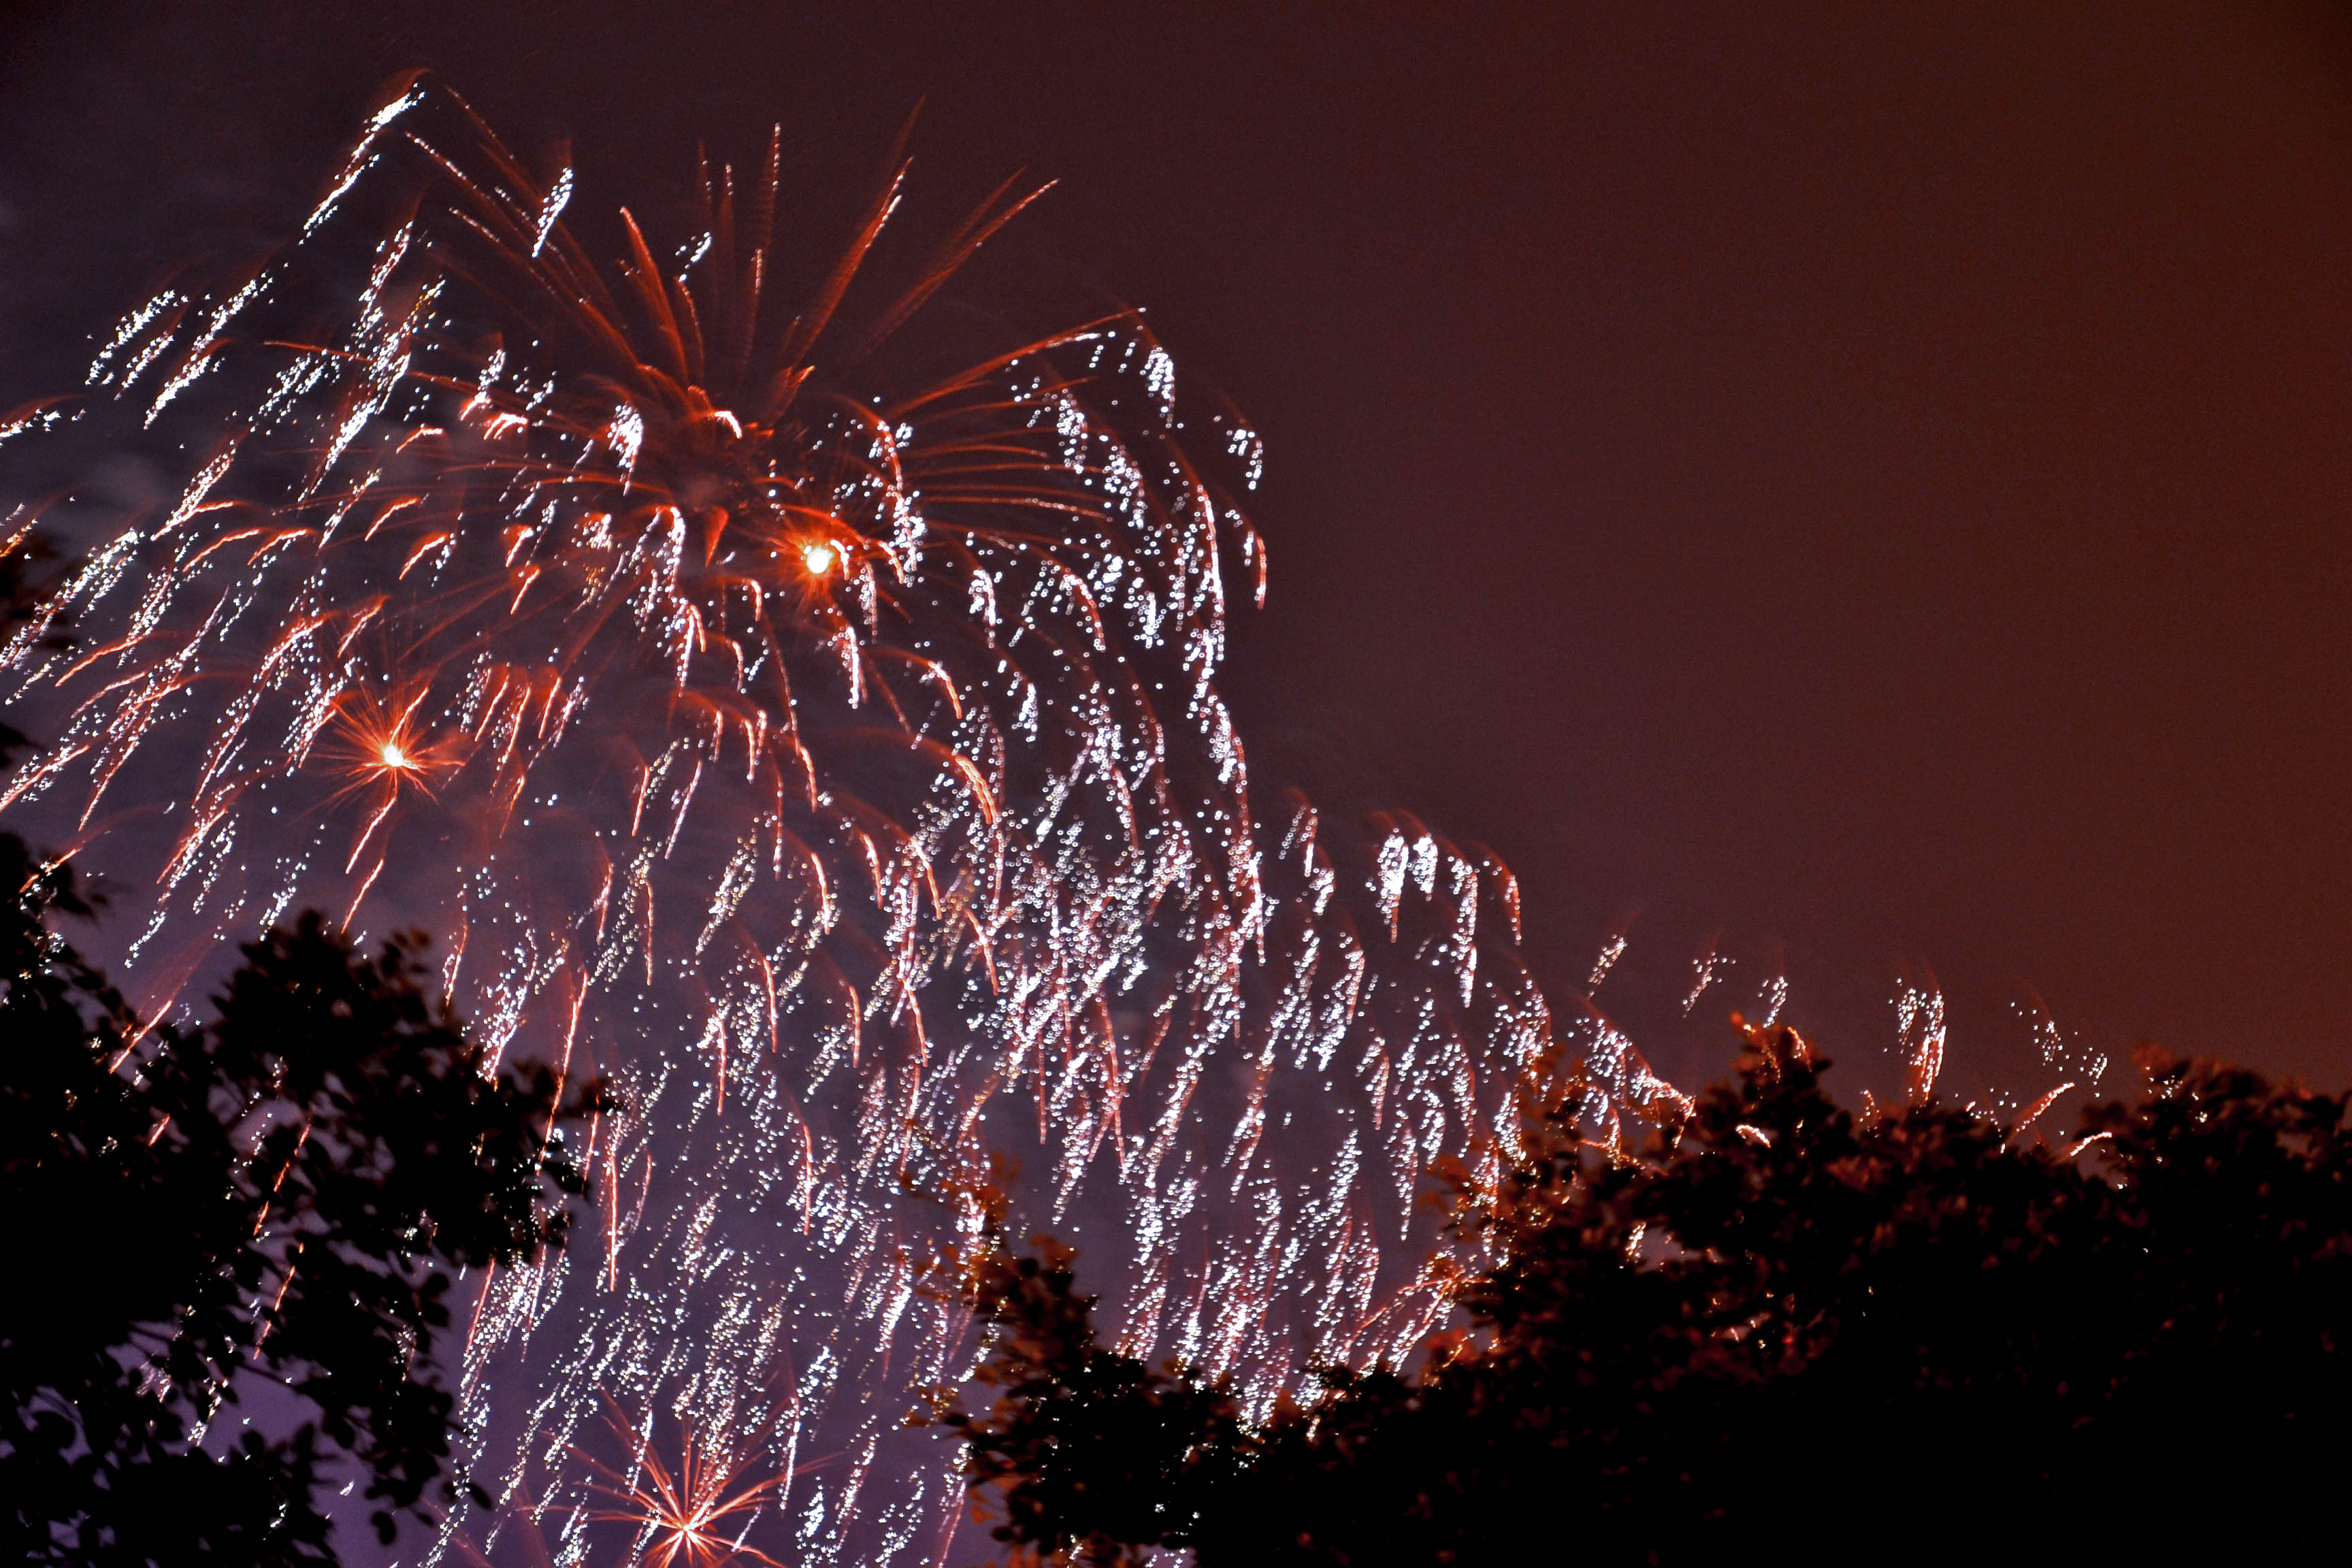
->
[0,79,1676,1564]
[573,1396,804,1568]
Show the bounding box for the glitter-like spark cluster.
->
[0,80,1683,1565]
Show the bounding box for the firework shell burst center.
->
[0,78,1683,1565]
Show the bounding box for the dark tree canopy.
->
[949,1026,2351,1565]
[0,832,600,1566]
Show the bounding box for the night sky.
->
[5,1,2351,1094]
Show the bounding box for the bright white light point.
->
[801,541,837,576]
[380,741,409,769]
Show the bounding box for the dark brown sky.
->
[5,1,2351,1092]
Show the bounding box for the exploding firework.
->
[0,78,1680,1564]
[570,1396,804,1568]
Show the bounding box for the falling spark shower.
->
[0,79,1688,1565]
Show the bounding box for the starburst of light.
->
[581,1404,791,1568]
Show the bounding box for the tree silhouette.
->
[949,1024,2351,1563]
[0,832,602,1565]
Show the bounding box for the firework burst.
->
[575,1397,806,1568]
[0,78,1677,1564]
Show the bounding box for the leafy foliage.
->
[941,1237,1250,1567]
[0,834,602,1566]
[951,1026,2352,1563]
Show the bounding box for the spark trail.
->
[0,79,1682,1565]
